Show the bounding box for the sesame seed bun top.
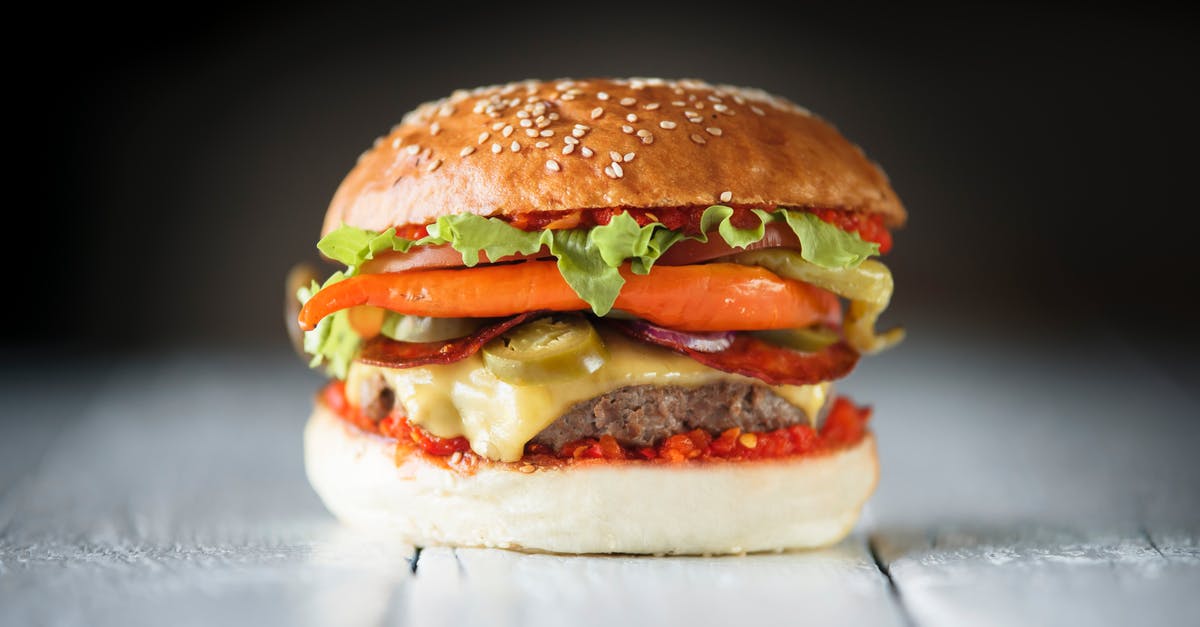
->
[322,77,906,236]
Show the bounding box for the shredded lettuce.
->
[301,207,882,376]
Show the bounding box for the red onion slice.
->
[623,319,735,353]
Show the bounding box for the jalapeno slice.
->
[750,325,841,353]
[482,315,608,385]
[380,314,485,343]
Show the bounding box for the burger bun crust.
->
[304,399,878,555]
[323,78,905,236]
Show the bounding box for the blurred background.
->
[9,3,1198,388]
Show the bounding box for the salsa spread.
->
[322,380,870,467]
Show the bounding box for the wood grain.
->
[0,354,414,626]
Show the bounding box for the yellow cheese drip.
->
[346,329,831,462]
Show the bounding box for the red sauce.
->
[321,381,871,468]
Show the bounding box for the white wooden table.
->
[2,320,1197,626]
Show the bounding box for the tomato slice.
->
[658,223,800,265]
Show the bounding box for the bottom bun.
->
[304,400,878,555]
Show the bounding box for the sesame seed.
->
[430,122,441,135]
[659,120,677,129]
[623,152,635,162]
[713,103,729,113]
[640,133,655,145]
[519,119,532,128]
[502,125,514,137]
[536,118,551,129]
[706,127,723,136]
[564,136,579,145]
[535,141,550,148]
[548,112,560,120]
[519,464,535,473]
[525,129,538,138]
[690,133,707,145]
[621,125,634,134]
[620,97,637,106]
[751,106,766,116]
[591,107,604,119]
[492,122,506,131]
[572,128,586,138]
[540,129,554,137]
[708,95,723,103]
[609,151,621,162]
[390,137,402,149]
[611,161,624,177]
[720,191,732,202]
[688,116,704,124]
[405,145,421,155]
[460,146,475,157]
[491,143,502,154]
[478,132,490,144]
[450,451,463,464]
[574,123,590,130]
[426,159,442,172]
[636,129,652,137]
[562,144,575,155]
[696,102,706,110]
[671,100,686,106]
[684,110,698,117]
[546,159,561,172]
[598,91,610,101]
[517,110,530,118]
[604,165,617,178]
[510,141,520,152]
[580,146,594,158]
[626,113,638,123]
[644,102,660,110]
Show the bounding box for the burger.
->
[289,78,905,555]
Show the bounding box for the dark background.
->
[11,4,1198,386]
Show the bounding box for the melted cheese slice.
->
[346,329,831,462]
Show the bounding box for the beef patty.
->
[530,382,819,451]
[357,372,824,452]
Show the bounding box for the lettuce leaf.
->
[781,211,879,268]
[302,207,882,376]
[316,226,408,270]
[297,272,358,379]
[548,228,624,316]
[427,214,544,266]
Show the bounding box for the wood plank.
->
[427,538,907,627]
[1145,528,1200,562]
[847,330,1200,531]
[850,326,1200,627]
[871,526,1199,627]
[0,353,415,625]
